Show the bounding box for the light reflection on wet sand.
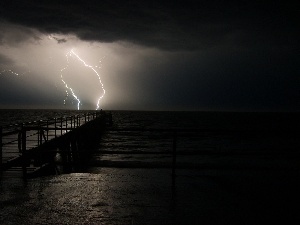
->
[1,167,300,225]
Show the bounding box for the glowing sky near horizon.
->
[0,29,172,110]
[0,32,110,109]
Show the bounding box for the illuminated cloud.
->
[0,53,13,66]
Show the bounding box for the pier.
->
[0,111,111,179]
[1,111,299,181]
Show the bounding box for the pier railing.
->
[0,112,103,171]
[1,114,298,179]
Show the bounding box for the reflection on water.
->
[1,168,300,224]
[1,169,173,224]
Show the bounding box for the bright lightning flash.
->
[0,69,30,76]
[60,49,106,110]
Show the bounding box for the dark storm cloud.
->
[121,49,299,111]
[0,22,42,46]
[51,36,67,44]
[0,0,298,51]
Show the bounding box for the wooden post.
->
[46,120,49,141]
[37,122,40,146]
[38,121,43,146]
[22,127,27,179]
[65,117,68,133]
[18,126,22,152]
[0,126,2,171]
[54,118,57,138]
[39,127,43,146]
[85,114,87,123]
[172,131,177,188]
[71,132,79,169]
[60,117,63,136]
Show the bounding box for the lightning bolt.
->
[95,56,106,69]
[0,69,30,76]
[60,51,81,110]
[60,49,105,110]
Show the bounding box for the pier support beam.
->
[21,128,27,179]
[172,131,177,193]
[1,112,107,178]
[0,126,2,175]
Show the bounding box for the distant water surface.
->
[93,110,300,167]
[0,109,299,129]
[0,109,93,126]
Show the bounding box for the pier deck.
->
[0,111,110,178]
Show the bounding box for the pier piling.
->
[172,131,177,190]
[0,126,2,171]
[21,127,27,179]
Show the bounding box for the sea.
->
[0,109,300,224]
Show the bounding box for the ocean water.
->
[1,109,300,224]
[93,111,300,167]
[1,109,300,178]
[0,109,91,127]
[2,109,299,167]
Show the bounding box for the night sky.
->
[0,0,299,111]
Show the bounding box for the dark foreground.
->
[1,110,300,224]
[1,165,299,225]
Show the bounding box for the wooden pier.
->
[1,111,299,182]
[0,111,112,179]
